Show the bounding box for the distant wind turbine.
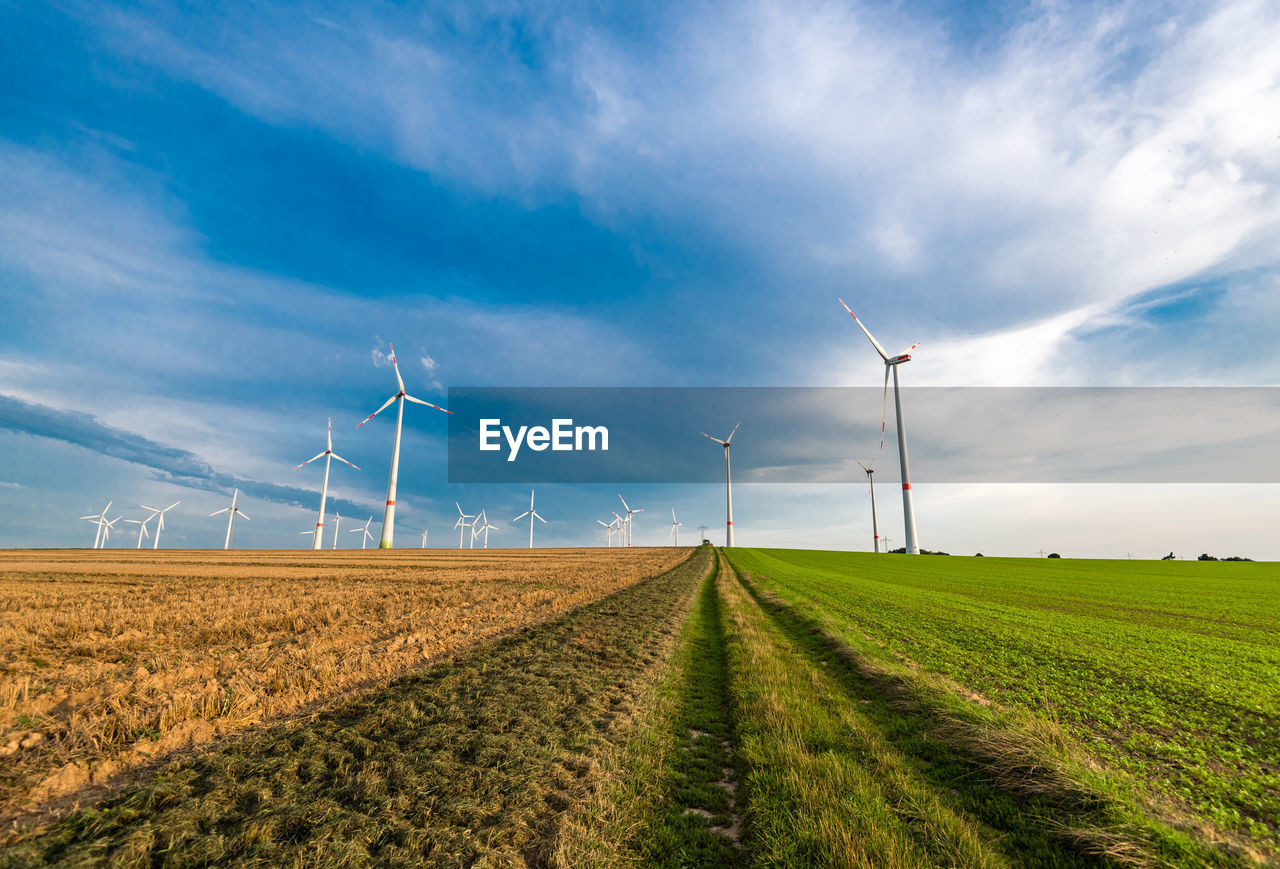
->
[123,516,151,549]
[857,460,881,553]
[79,501,113,549]
[420,528,429,548]
[512,490,546,548]
[596,518,613,546]
[839,299,920,554]
[618,494,643,546]
[331,511,342,549]
[455,502,476,549]
[352,516,375,549]
[669,508,683,545]
[477,511,498,549]
[139,501,180,549]
[356,343,451,549]
[209,489,250,550]
[294,418,359,550]
[701,421,740,547]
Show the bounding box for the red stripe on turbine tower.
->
[386,500,396,506]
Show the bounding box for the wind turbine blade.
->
[597,520,609,527]
[389,343,405,393]
[533,511,545,523]
[880,364,890,452]
[239,512,250,521]
[327,417,333,450]
[357,394,398,428]
[330,453,361,470]
[838,298,890,360]
[701,432,727,445]
[618,494,629,511]
[293,451,327,470]
[672,508,677,522]
[165,502,181,512]
[79,514,98,520]
[210,508,229,516]
[513,511,530,522]
[725,421,741,444]
[405,394,453,414]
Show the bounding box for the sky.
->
[1,0,1278,557]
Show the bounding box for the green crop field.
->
[724,548,1280,865]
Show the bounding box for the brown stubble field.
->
[0,547,689,831]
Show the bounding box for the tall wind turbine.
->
[123,516,151,549]
[857,460,881,553]
[701,422,740,547]
[210,489,250,550]
[838,299,920,554]
[596,519,613,546]
[512,490,546,548]
[331,511,343,549]
[618,494,643,546]
[294,418,359,550]
[139,501,180,549]
[80,501,113,549]
[611,512,626,547]
[669,508,683,545]
[357,343,451,549]
[455,502,475,549]
[420,529,429,548]
[352,516,374,549]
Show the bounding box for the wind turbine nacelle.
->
[887,354,912,365]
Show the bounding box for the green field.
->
[4,547,1276,867]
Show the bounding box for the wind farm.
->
[3,1,1278,863]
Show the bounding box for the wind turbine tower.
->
[210,489,250,550]
[701,422,740,547]
[357,344,451,549]
[839,300,920,554]
[857,460,880,553]
[294,418,360,550]
[512,490,546,548]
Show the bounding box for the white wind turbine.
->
[356,343,451,549]
[838,299,921,555]
[351,516,375,549]
[139,501,180,549]
[476,511,498,549]
[420,528,429,548]
[610,512,625,546]
[294,418,360,550]
[455,502,476,549]
[596,518,613,546]
[123,516,152,549]
[857,460,881,553]
[618,494,643,546]
[669,508,683,545]
[210,489,250,550]
[80,501,113,549]
[512,490,546,548]
[331,511,343,549]
[300,530,316,547]
[701,421,740,547]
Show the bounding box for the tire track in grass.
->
[0,549,710,868]
[729,556,1241,868]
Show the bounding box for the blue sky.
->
[1,0,1278,556]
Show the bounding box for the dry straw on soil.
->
[0,547,687,829]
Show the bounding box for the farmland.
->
[2,546,1276,867]
[0,547,688,831]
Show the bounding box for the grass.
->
[0,547,709,867]
[0,547,687,828]
[726,548,1278,865]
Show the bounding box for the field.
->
[2,546,1276,867]
[0,547,688,832]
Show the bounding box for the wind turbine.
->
[139,501,180,549]
[618,494,643,546]
[331,511,342,549]
[356,343,451,549]
[99,515,120,547]
[701,421,740,547]
[476,511,498,549]
[123,516,151,549]
[857,460,881,553]
[294,418,360,550]
[209,489,250,550]
[455,502,476,549]
[838,299,921,554]
[420,529,429,548]
[611,512,626,547]
[512,490,546,548]
[596,519,613,546]
[351,516,375,549]
[669,508,683,545]
[80,501,113,549]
